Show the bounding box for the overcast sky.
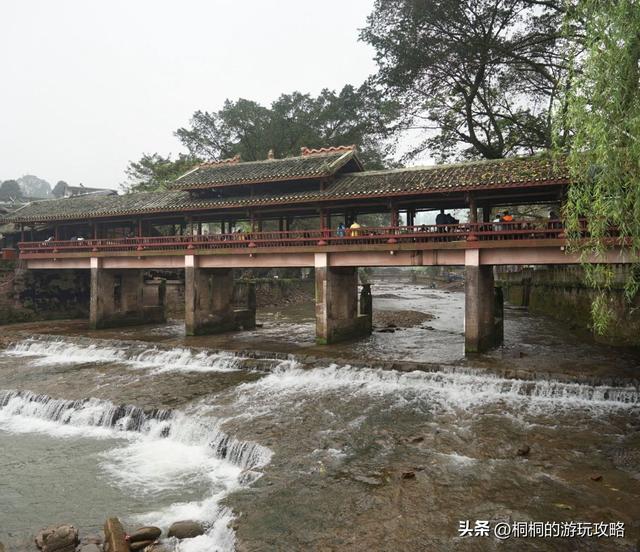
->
[0,0,379,190]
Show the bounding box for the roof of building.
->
[171,146,363,190]
[1,155,568,223]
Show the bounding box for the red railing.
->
[17,222,568,256]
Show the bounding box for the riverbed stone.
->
[167,520,205,539]
[104,517,129,552]
[77,545,101,552]
[35,524,79,552]
[129,527,162,543]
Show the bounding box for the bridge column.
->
[314,253,372,344]
[184,255,256,335]
[89,258,165,329]
[464,249,503,353]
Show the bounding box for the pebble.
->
[129,527,162,543]
[516,444,531,456]
[590,474,603,481]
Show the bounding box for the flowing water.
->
[0,280,639,551]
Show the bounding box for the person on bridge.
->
[337,222,346,237]
[349,220,361,237]
[501,210,513,223]
[436,209,447,227]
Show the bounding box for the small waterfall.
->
[235,363,640,411]
[3,336,291,373]
[0,390,271,470]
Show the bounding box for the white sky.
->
[0,0,379,189]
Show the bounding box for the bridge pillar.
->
[184,255,256,336]
[89,258,165,329]
[464,249,503,353]
[315,253,372,344]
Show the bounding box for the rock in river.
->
[35,524,79,552]
[167,520,205,539]
[104,517,129,552]
[129,526,162,543]
[130,541,156,551]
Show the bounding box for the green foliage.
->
[558,0,640,332]
[0,180,22,201]
[124,153,200,193]
[361,0,566,161]
[175,85,400,169]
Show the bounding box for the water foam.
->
[4,337,244,373]
[0,390,272,550]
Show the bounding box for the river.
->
[0,279,638,551]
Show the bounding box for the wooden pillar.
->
[197,222,202,236]
[20,224,24,242]
[390,203,399,227]
[278,217,284,232]
[468,195,478,224]
[482,206,491,223]
[54,225,60,240]
[137,219,143,237]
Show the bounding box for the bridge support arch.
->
[464,249,504,353]
[314,253,373,345]
[89,258,165,329]
[184,255,256,336]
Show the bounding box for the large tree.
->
[558,0,640,332]
[361,0,567,161]
[175,84,399,168]
[124,153,200,193]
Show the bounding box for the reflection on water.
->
[0,279,639,551]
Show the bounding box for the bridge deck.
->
[18,222,631,268]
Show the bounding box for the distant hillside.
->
[18,175,52,198]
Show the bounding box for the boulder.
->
[130,541,155,551]
[167,520,205,539]
[35,524,79,552]
[104,517,129,552]
[129,527,162,543]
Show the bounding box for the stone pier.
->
[464,249,503,353]
[184,255,256,336]
[89,258,165,329]
[314,253,373,344]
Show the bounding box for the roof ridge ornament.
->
[199,153,241,167]
[300,145,356,156]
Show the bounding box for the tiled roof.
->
[171,146,361,190]
[2,155,568,223]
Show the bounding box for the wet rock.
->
[401,470,416,479]
[129,527,161,543]
[130,540,156,551]
[167,520,205,539]
[77,545,101,552]
[35,524,79,552]
[377,328,395,333]
[104,517,129,552]
[516,444,531,456]
[590,474,603,481]
[408,435,424,444]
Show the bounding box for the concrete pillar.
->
[464,249,503,353]
[184,255,256,335]
[89,258,165,329]
[314,253,372,344]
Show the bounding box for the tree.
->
[124,153,200,193]
[0,180,22,201]
[361,0,567,161]
[175,84,400,169]
[52,181,68,198]
[557,0,640,333]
